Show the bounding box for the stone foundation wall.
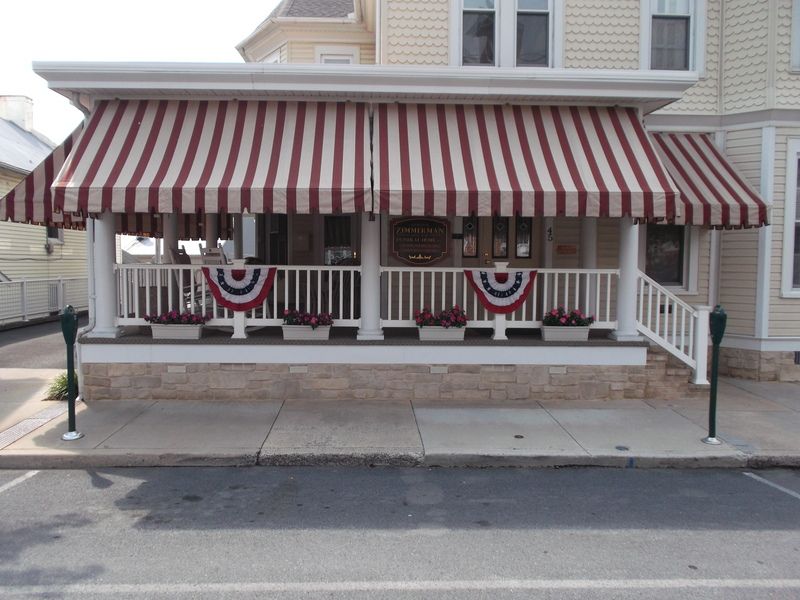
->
[82,348,705,402]
[718,348,800,382]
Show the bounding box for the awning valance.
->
[53,99,371,216]
[651,132,769,228]
[373,104,680,219]
[1,126,84,229]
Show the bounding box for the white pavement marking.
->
[744,472,800,501]
[1,579,800,595]
[0,470,38,496]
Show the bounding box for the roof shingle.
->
[269,0,354,19]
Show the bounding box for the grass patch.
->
[45,371,78,401]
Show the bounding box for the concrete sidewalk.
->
[0,377,798,469]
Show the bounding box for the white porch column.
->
[692,305,711,385]
[611,217,641,341]
[357,212,384,340]
[91,212,118,338]
[580,217,598,316]
[162,213,179,262]
[205,214,219,249]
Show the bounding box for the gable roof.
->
[0,118,53,174]
[268,0,354,19]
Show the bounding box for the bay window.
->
[642,0,704,72]
[516,0,550,67]
[462,0,496,65]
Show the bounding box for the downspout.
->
[69,95,94,398]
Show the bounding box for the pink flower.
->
[560,317,567,324]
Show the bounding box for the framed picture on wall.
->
[492,217,509,258]
[462,216,478,258]
[515,217,532,258]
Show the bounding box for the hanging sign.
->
[391,218,449,266]
[202,266,277,312]
[464,270,537,314]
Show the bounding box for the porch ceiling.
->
[34,63,698,115]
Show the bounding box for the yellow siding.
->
[774,0,800,109]
[383,0,450,65]
[717,128,763,335]
[721,0,770,113]
[658,0,721,115]
[287,41,376,64]
[769,127,800,336]
[563,0,640,70]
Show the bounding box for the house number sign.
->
[391,218,450,266]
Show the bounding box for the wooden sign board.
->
[391,217,450,266]
[556,244,578,255]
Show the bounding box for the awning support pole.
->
[89,212,119,338]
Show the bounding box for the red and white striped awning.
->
[1,126,84,229]
[373,104,680,219]
[651,132,769,228]
[53,99,371,216]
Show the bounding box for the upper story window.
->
[315,46,359,65]
[462,0,496,65]
[641,0,705,72]
[457,0,558,68]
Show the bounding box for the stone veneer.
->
[718,348,800,382]
[82,348,706,402]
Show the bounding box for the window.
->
[516,0,549,67]
[792,0,800,71]
[642,0,704,72]
[515,217,533,258]
[492,217,509,258]
[456,0,558,67]
[314,46,359,65]
[46,226,64,244]
[645,224,684,286]
[324,216,354,265]
[781,143,800,296]
[462,0,496,65]
[793,159,800,288]
[462,216,478,257]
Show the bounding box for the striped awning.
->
[53,99,371,216]
[651,132,769,228]
[373,104,680,219]
[1,126,84,229]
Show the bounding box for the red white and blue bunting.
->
[464,270,537,314]
[202,267,277,312]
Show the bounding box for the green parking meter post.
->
[702,305,727,445]
[60,305,83,441]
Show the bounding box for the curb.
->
[0,452,259,469]
[422,453,751,469]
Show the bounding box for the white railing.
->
[636,271,702,371]
[0,277,88,325]
[381,267,619,329]
[115,264,362,328]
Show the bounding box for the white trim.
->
[782,138,800,297]
[720,334,800,352]
[34,62,698,113]
[792,0,800,71]
[640,0,705,74]
[80,342,648,366]
[315,45,360,64]
[755,126,775,338]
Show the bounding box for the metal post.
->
[702,305,727,445]
[60,305,83,441]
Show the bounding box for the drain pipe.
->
[75,217,97,399]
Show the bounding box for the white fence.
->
[381,267,619,329]
[116,264,362,328]
[0,277,88,325]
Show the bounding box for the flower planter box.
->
[418,327,466,341]
[150,324,203,340]
[541,326,590,342]
[281,325,331,341]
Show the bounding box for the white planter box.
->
[418,327,466,341]
[150,324,203,340]
[541,326,590,342]
[282,325,331,340]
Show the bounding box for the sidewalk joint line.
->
[538,403,591,456]
[743,472,800,502]
[409,399,426,458]
[256,398,286,464]
[91,399,160,449]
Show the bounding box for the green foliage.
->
[46,371,78,401]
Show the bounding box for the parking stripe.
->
[744,472,800,501]
[0,470,38,496]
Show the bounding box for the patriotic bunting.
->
[465,270,537,314]
[202,267,277,312]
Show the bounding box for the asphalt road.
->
[0,319,86,369]
[1,467,799,599]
